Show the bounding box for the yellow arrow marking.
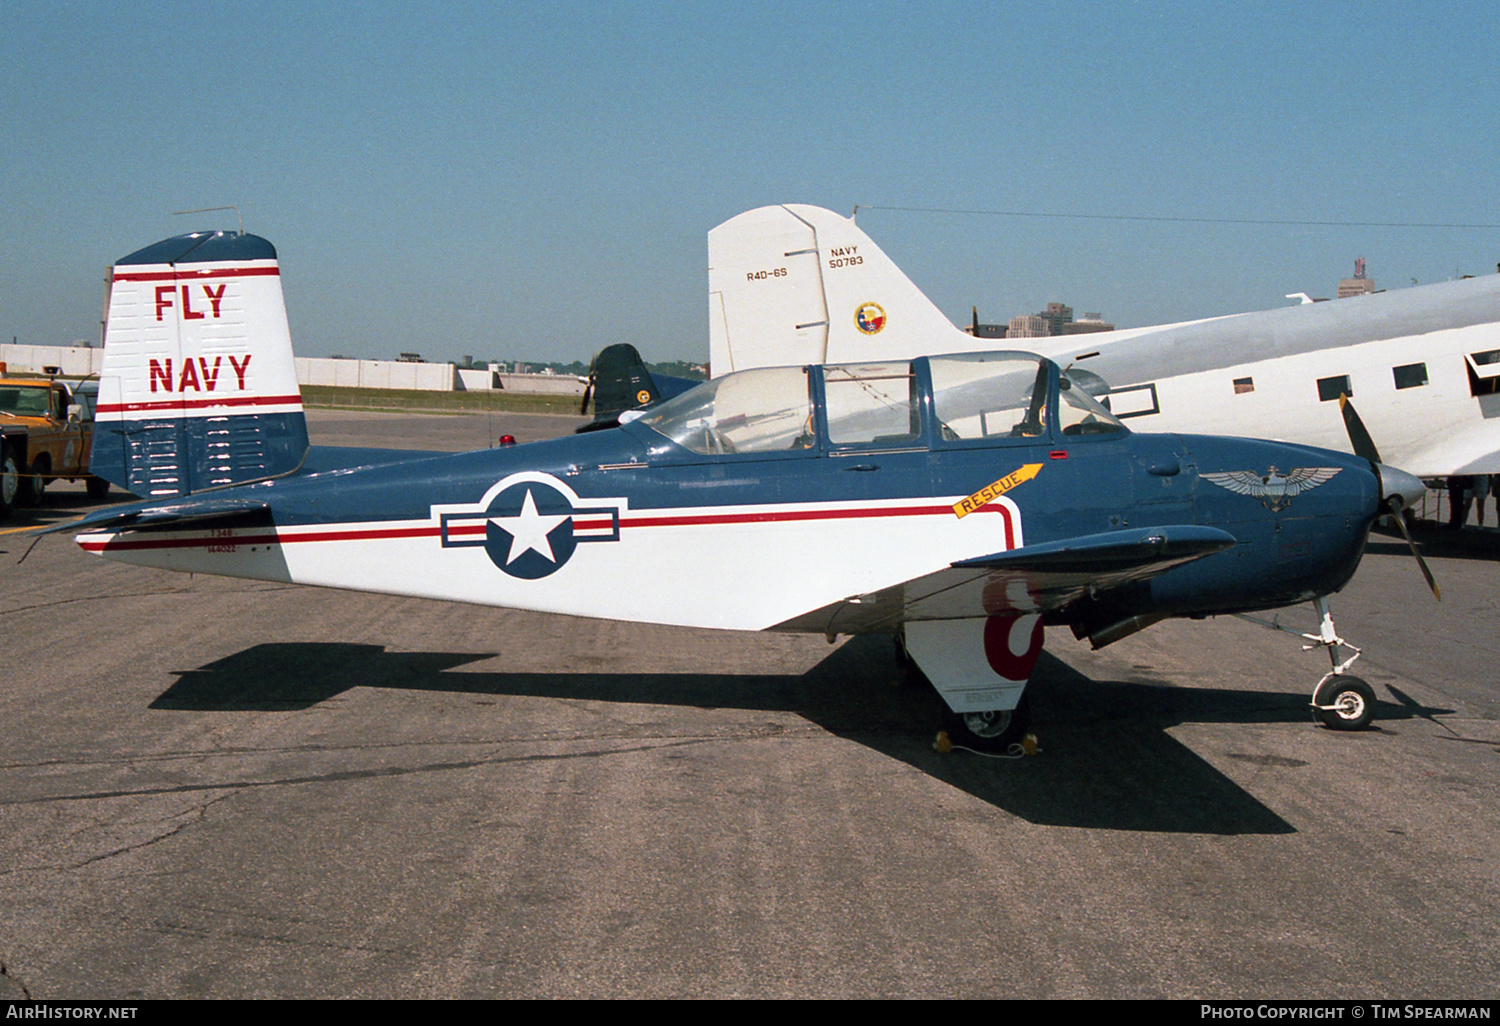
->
[952,463,1042,518]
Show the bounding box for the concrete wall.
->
[495,373,586,396]
[456,368,499,391]
[0,344,106,376]
[295,357,455,391]
[9,344,588,396]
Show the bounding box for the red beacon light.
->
[498,435,517,447]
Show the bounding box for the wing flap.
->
[952,525,1234,572]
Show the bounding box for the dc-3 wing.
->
[772,524,1236,636]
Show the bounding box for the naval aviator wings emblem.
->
[1202,466,1342,512]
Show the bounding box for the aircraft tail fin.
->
[577,343,696,433]
[707,204,970,374]
[91,231,309,498]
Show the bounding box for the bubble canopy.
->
[631,352,1125,457]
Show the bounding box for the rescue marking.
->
[953,464,1042,518]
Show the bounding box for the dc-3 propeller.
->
[1339,393,1441,601]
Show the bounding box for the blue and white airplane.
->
[60,230,1428,749]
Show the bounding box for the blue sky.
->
[4,0,1497,364]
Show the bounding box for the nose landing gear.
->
[1311,673,1375,730]
[1237,595,1375,731]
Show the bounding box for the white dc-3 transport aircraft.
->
[44,228,1436,751]
[707,205,1500,479]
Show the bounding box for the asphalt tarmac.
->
[1,410,1496,999]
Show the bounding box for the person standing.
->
[1448,475,1476,529]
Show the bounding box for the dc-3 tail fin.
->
[707,204,970,375]
[92,231,309,498]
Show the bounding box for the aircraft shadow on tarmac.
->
[150,636,1446,835]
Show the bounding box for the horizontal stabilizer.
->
[39,494,272,536]
[953,525,1235,573]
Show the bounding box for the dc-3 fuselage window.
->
[1393,362,1428,390]
[1464,350,1500,397]
[1317,374,1352,402]
[823,361,919,445]
[637,366,813,455]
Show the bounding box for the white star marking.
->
[490,488,570,565]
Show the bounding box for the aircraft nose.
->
[1374,462,1426,510]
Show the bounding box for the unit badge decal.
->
[854,302,886,335]
[432,473,623,579]
[1202,466,1342,512]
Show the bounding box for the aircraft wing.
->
[771,525,1235,636]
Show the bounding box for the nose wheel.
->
[1312,674,1375,731]
[1236,596,1377,731]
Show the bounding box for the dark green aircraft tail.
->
[577,344,697,432]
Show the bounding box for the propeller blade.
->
[1386,495,1442,601]
[579,376,594,416]
[1338,393,1383,465]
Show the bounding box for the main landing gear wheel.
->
[1313,675,1375,731]
[943,691,1032,753]
[20,457,47,506]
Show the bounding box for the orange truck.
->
[0,375,109,519]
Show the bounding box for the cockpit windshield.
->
[1057,373,1126,436]
[929,354,1051,439]
[636,352,1122,456]
[928,353,1125,440]
[636,366,813,455]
